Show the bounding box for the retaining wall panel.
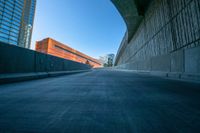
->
[185,46,200,73]
[35,51,47,72]
[151,54,171,72]
[170,50,184,72]
[0,44,35,73]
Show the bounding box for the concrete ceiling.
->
[111,0,152,42]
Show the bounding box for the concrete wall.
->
[115,0,200,77]
[0,42,91,74]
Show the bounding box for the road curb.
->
[115,69,200,83]
[0,70,91,84]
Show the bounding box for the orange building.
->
[35,38,101,68]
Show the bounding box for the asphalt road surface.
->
[0,69,200,133]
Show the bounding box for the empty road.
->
[0,69,200,133]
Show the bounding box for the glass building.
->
[0,0,36,48]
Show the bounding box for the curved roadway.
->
[0,69,200,133]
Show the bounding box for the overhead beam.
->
[111,0,152,42]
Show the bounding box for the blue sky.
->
[31,0,126,58]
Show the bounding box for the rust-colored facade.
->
[35,38,101,68]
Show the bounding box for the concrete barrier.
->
[0,42,91,83]
[114,46,200,81]
[0,42,91,74]
[0,70,91,84]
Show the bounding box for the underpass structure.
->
[0,1,200,132]
[112,0,200,81]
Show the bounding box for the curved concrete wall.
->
[114,0,200,79]
[0,42,91,74]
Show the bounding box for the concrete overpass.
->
[112,0,200,81]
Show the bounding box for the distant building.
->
[99,54,115,67]
[0,0,36,48]
[35,38,101,68]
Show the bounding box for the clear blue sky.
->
[31,0,126,58]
